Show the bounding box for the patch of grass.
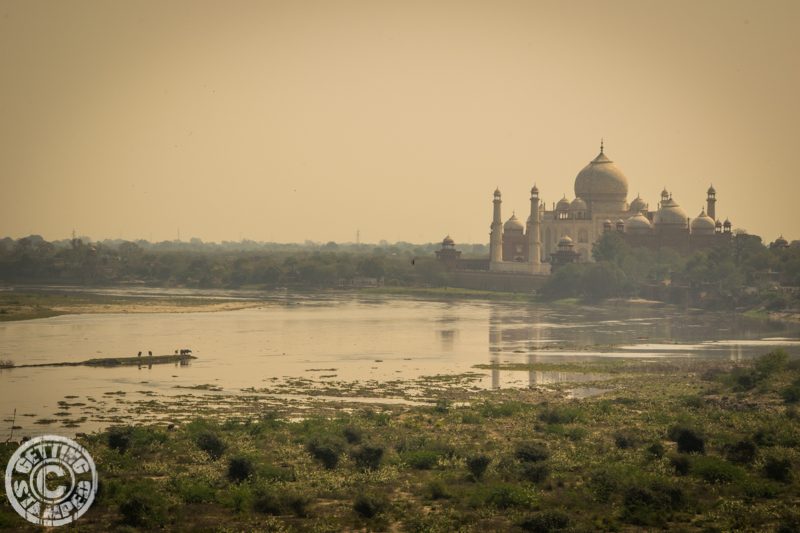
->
[478,482,534,509]
[519,510,570,532]
[538,405,581,424]
[479,400,528,418]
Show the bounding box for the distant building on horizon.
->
[437,143,737,275]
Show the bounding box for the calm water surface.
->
[1,291,799,436]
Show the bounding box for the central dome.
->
[574,148,629,211]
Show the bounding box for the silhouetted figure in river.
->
[138,351,142,358]
[148,350,152,357]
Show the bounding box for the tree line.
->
[0,235,458,288]
[541,232,800,310]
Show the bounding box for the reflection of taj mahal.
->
[483,143,733,274]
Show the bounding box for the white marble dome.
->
[654,197,688,227]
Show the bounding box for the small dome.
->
[707,185,716,195]
[774,235,789,246]
[556,196,571,211]
[570,197,587,211]
[629,195,647,213]
[715,219,722,228]
[625,213,652,234]
[558,235,574,247]
[493,188,501,197]
[531,184,539,194]
[442,235,454,246]
[691,209,715,235]
[504,213,524,231]
[661,188,669,198]
[723,218,731,227]
[654,197,688,227]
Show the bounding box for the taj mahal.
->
[437,142,734,276]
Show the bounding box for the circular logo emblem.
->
[4,435,97,526]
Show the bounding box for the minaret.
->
[489,188,503,267]
[527,184,542,272]
[706,185,716,220]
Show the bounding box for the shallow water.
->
[1,290,798,437]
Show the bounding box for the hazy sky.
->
[1,0,798,244]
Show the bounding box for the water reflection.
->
[484,302,799,389]
[0,292,799,436]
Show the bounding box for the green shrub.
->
[754,349,788,378]
[174,477,215,503]
[515,441,549,463]
[195,431,226,460]
[107,426,132,453]
[217,483,253,513]
[520,462,550,483]
[426,479,451,500]
[460,411,482,424]
[466,454,491,481]
[307,437,344,469]
[227,456,255,483]
[691,456,744,484]
[538,406,580,424]
[782,378,800,403]
[434,398,449,413]
[614,430,640,449]
[343,425,363,444]
[107,426,166,456]
[483,483,533,509]
[724,439,758,464]
[519,510,570,532]
[252,487,309,517]
[403,450,441,470]
[646,441,665,459]
[259,464,295,482]
[668,425,705,454]
[252,488,282,515]
[742,478,779,499]
[480,401,526,418]
[353,493,386,518]
[669,454,691,475]
[681,395,704,409]
[764,455,793,483]
[621,481,685,526]
[352,445,384,470]
[283,491,311,518]
[588,469,621,502]
[118,481,167,528]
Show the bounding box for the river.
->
[1,290,799,437]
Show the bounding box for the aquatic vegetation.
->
[2,348,799,531]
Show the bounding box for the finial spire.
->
[600,138,604,154]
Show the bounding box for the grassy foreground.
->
[2,353,800,531]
